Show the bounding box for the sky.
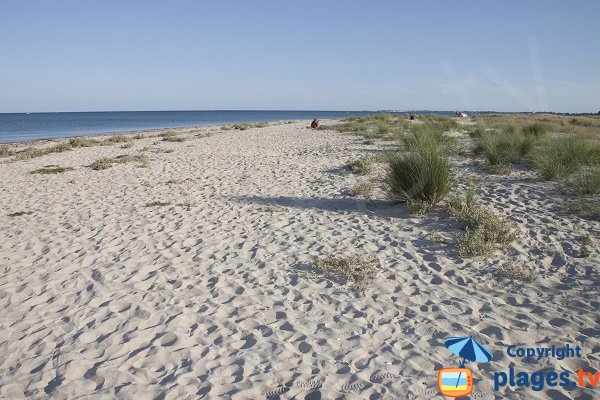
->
[0,0,599,113]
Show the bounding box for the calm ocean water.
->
[0,110,423,143]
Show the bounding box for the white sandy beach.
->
[0,121,598,399]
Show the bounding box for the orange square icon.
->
[438,368,473,398]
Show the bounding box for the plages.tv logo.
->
[438,336,493,398]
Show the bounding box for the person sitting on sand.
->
[311,118,319,129]
[409,113,415,120]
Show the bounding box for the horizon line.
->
[0,109,597,115]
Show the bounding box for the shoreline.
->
[0,119,321,146]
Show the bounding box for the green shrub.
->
[386,149,451,213]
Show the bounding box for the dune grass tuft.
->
[532,135,599,180]
[310,255,377,292]
[446,188,515,256]
[385,147,451,214]
[475,129,534,167]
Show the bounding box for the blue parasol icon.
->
[444,336,493,390]
[444,336,493,367]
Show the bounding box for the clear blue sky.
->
[1,0,598,113]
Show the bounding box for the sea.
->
[0,110,453,144]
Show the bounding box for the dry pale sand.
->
[0,121,598,399]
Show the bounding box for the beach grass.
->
[385,141,452,214]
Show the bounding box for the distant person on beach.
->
[409,113,415,120]
[311,118,319,129]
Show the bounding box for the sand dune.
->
[0,121,598,399]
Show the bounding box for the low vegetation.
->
[475,128,534,168]
[531,135,599,180]
[0,145,14,158]
[565,199,600,221]
[347,156,373,174]
[350,182,374,198]
[232,122,269,130]
[496,265,537,283]
[104,135,131,143]
[90,154,148,170]
[446,188,515,256]
[579,233,592,258]
[310,255,377,292]
[4,133,150,162]
[162,135,186,142]
[566,166,600,195]
[146,200,171,207]
[265,205,288,213]
[30,165,74,174]
[7,211,33,217]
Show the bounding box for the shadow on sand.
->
[235,195,411,219]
